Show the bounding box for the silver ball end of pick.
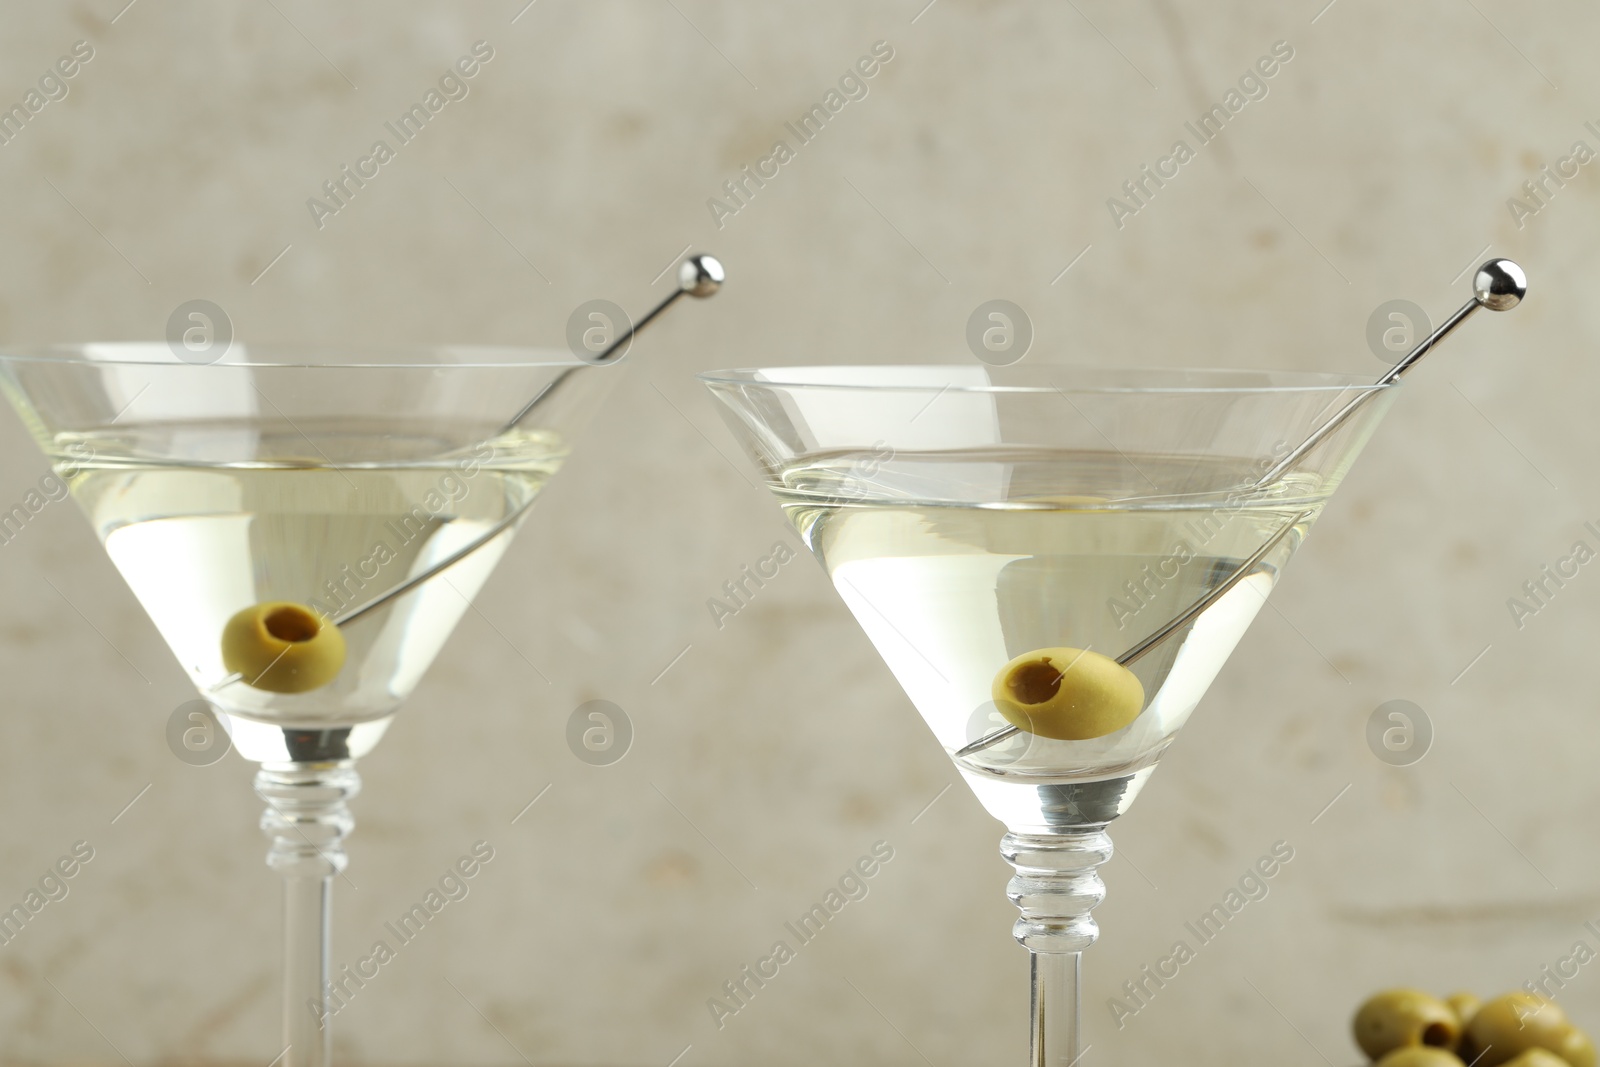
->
[1474,258,1527,311]
[678,254,724,298]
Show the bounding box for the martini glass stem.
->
[282,876,333,1067]
[1003,829,1113,1067]
[1031,951,1082,1067]
[256,762,361,1067]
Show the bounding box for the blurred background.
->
[0,1,1594,1063]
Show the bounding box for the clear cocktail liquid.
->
[780,448,1325,782]
[55,419,564,726]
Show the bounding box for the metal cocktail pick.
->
[500,253,725,433]
[603,253,726,358]
[1255,258,1526,487]
[957,258,1528,759]
[210,253,725,693]
[332,253,724,628]
[347,252,724,626]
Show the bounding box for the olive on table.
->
[1375,1049,1465,1067]
[1561,1028,1598,1067]
[1500,1050,1572,1067]
[1353,988,1461,1061]
[1461,992,1571,1067]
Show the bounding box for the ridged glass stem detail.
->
[1002,829,1114,1067]
[256,762,361,1067]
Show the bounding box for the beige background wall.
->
[0,1,1595,1063]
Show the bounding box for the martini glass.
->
[0,343,618,1066]
[701,364,1400,1066]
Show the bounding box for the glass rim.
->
[696,364,1398,395]
[0,342,597,370]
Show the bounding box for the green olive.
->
[1561,1028,1598,1067]
[221,601,346,693]
[1462,993,1570,1067]
[1500,1051,1571,1067]
[1375,1049,1465,1067]
[991,647,1144,741]
[1446,992,1482,1029]
[1353,989,1461,1061]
